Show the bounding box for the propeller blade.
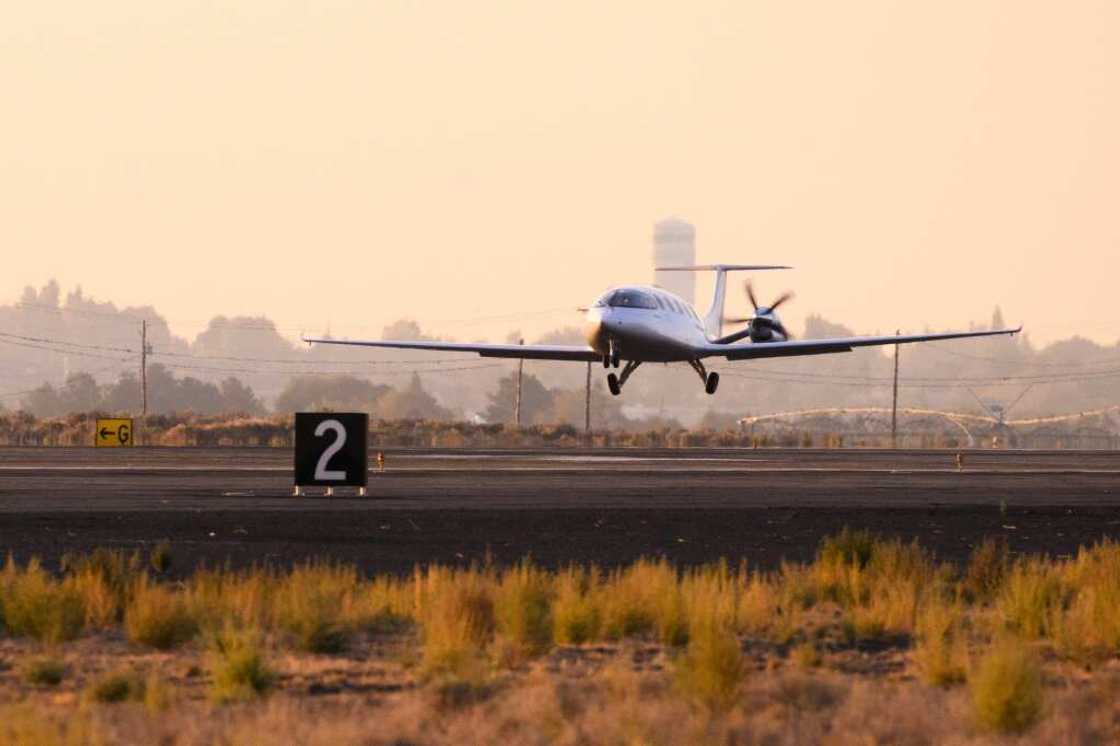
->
[773,320,793,340]
[770,291,795,312]
[723,316,754,325]
[745,281,759,311]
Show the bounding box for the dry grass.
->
[20,656,65,687]
[272,562,358,654]
[207,624,275,704]
[125,576,198,650]
[3,533,1120,742]
[914,597,969,686]
[552,566,601,644]
[0,557,85,644]
[970,638,1044,734]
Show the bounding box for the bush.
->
[272,563,356,654]
[998,559,1064,639]
[208,626,275,704]
[970,639,1043,734]
[913,599,968,686]
[85,670,145,704]
[125,577,198,649]
[675,619,745,710]
[417,567,496,677]
[552,567,601,645]
[494,563,554,664]
[0,558,85,644]
[149,541,173,575]
[21,657,65,687]
[964,536,1010,603]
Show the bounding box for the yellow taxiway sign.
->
[94,418,134,448]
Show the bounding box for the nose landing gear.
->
[607,360,641,396]
[602,338,620,368]
[689,360,720,395]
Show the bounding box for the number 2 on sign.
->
[314,419,347,481]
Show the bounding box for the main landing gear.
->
[689,360,720,395]
[607,360,641,396]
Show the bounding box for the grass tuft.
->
[84,670,145,704]
[674,616,745,710]
[970,638,1044,734]
[0,557,85,644]
[20,656,65,687]
[417,566,496,678]
[207,625,275,703]
[272,562,356,654]
[125,576,198,649]
[552,566,601,645]
[494,562,554,664]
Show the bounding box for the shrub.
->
[21,657,65,687]
[85,670,145,704]
[208,626,275,704]
[964,536,1010,603]
[272,563,356,654]
[553,567,601,645]
[417,566,496,677]
[970,638,1043,734]
[125,577,198,649]
[998,559,1064,639]
[149,541,173,575]
[494,562,554,664]
[791,642,822,669]
[61,548,144,627]
[914,599,968,686]
[675,618,745,710]
[0,558,85,644]
[600,559,675,641]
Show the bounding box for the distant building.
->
[652,218,696,305]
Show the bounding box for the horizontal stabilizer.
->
[655,264,791,272]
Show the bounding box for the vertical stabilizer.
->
[653,264,792,340]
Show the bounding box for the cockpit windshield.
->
[603,289,659,310]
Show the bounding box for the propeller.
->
[723,281,795,340]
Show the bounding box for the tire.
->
[705,371,720,395]
[607,373,622,396]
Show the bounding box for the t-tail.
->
[655,264,791,339]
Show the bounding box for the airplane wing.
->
[701,327,1021,361]
[302,337,600,362]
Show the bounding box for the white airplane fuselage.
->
[583,285,712,363]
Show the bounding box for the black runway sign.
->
[294,413,368,487]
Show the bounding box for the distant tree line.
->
[19,365,455,421]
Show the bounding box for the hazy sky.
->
[2,1,1116,346]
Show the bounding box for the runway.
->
[1,447,1118,574]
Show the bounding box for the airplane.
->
[304,265,1020,396]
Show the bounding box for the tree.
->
[274,376,389,413]
[374,374,452,420]
[220,377,265,415]
[484,372,552,424]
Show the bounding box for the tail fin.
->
[655,264,791,339]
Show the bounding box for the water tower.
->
[652,218,696,305]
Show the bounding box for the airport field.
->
[2,446,1119,743]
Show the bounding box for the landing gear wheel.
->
[607,373,622,396]
[705,371,720,395]
[602,354,610,369]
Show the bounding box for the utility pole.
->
[585,361,592,438]
[514,339,524,427]
[891,329,899,448]
[140,319,148,417]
